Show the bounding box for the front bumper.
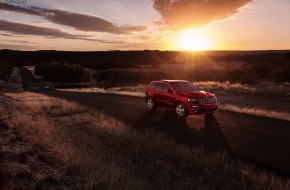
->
[186,103,218,115]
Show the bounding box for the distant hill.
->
[0,49,289,69]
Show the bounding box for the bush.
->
[0,62,14,82]
[96,68,172,86]
[184,67,218,81]
[35,62,89,86]
[270,65,290,82]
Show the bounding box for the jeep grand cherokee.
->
[145,80,218,118]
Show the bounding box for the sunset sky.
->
[0,0,290,51]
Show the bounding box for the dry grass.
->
[195,81,290,96]
[0,67,22,92]
[220,104,290,122]
[196,81,290,120]
[2,92,290,190]
[59,86,145,97]
[196,81,249,90]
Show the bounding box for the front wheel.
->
[146,97,156,112]
[176,102,188,119]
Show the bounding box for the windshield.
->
[172,82,201,93]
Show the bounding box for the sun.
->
[177,28,211,51]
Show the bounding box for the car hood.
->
[177,91,215,99]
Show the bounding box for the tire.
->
[146,97,156,112]
[175,102,188,119]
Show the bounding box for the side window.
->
[150,83,157,90]
[163,84,171,92]
[150,82,170,92]
[150,82,162,91]
[156,83,163,91]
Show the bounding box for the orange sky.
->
[0,0,289,51]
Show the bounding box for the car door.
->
[152,82,164,105]
[159,83,176,109]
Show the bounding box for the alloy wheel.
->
[147,98,154,110]
[176,103,185,117]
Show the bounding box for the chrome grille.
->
[198,97,217,104]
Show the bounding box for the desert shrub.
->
[184,67,218,81]
[180,63,257,84]
[0,62,14,82]
[96,68,172,85]
[220,68,257,84]
[94,61,136,70]
[285,52,290,61]
[35,62,89,86]
[96,65,259,85]
[270,65,290,82]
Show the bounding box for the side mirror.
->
[167,89,173,94]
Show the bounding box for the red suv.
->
[145,80,218,118]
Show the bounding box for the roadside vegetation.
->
[91,52,290,85]
[94,61,290,86]
[2,50,290,85]
[96,67,173,87]
[35,62,89,86]
[0,62,14,82]
[1,92,289,189]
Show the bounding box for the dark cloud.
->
[0,19,88,40]
[152,0,253,29]
[0,2,41,15]
[0,3,147,34]
[37,9,147,34]
[0,19,131,44]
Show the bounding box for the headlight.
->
[188,98,197,103]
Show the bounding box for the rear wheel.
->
[176,102,187,119]
[146,97,156,111]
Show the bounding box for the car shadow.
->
[133,110,231,152]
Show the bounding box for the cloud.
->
[0,39,39,45]
[1,33,15,37]
[0,43,40,50]
[0,2,41,15]
[0,19,131,45]
[0,19,88,40]
[0,3,147,34]
[140,36,151,40]
[152,0,253,29]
